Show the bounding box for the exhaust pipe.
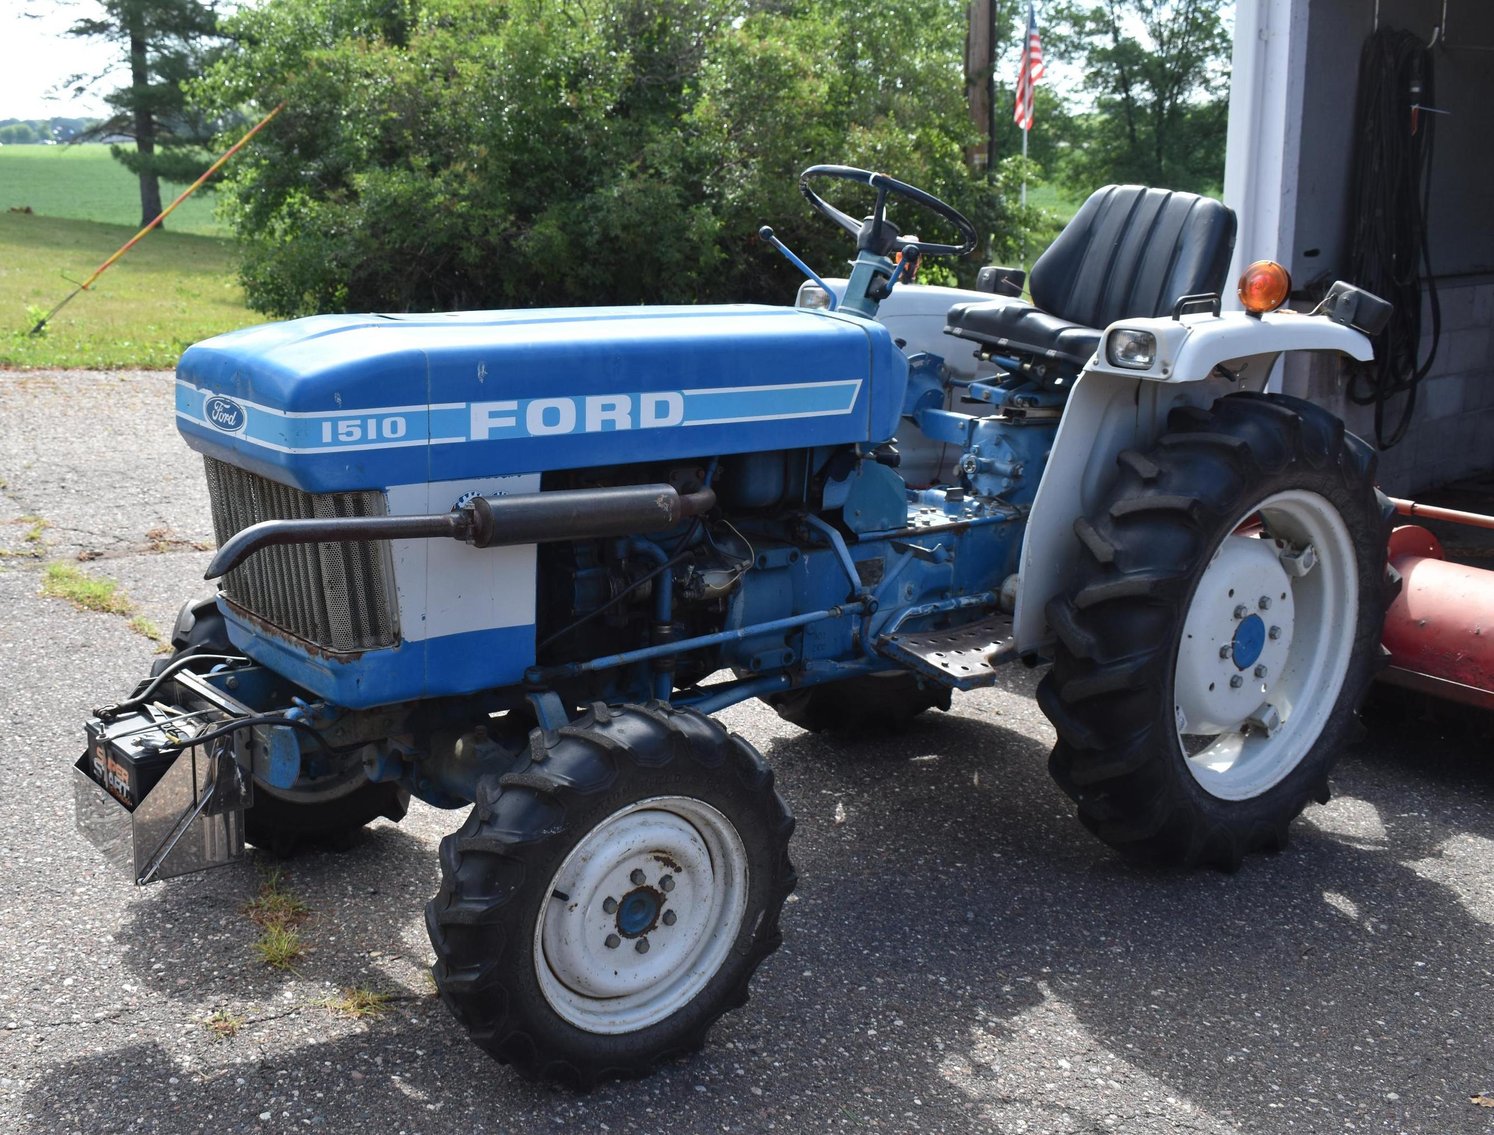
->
[204,483,716,579]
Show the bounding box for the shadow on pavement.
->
[25,707,1494,1134]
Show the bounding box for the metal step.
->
[875,613,1018,690]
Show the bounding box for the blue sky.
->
[4,2,116,119]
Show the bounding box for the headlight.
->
[797,284,832,310]
[1106,328,1156,369]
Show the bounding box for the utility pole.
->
[965,0,996,173]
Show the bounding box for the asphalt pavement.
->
[2,369,1492,1135]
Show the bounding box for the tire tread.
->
[1039,393,1392,869]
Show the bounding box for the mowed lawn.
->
[0,144,263,369]
[1,142,220,234]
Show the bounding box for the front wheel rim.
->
[1173,489,1359,801]
[535,796,749,1035]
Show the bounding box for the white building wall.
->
[1223,0,1494,495]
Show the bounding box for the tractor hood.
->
[175,304,907,493]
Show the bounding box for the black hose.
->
[93,653,244,720]
[1345,27,1441,449]
[150,712,358,756]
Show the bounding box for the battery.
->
[84,710,192,810]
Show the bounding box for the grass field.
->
[0,142,261,368]
[0,141,1083,370]
[1025,182,1081,220]
[0,211,263,369]
[0,143,221,235]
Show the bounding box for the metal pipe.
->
[627,537,676,700]
[529,602,866,681]
[1389,497,1494,532]
[678,657,886,715]
[681,672,794,714]
[466,485,715,548]
[205,512,472,578]
[803,513,862,599]
[878,591,1001,637]
[204,483,716,579]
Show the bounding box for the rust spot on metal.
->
[652,853,684,873]
[222,598,374,663]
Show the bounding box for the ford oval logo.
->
[204,396,246,433]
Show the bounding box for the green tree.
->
[1041,0,1231,194]
[64,0,225,227]
[191,0,1035,317]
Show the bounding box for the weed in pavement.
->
[40,562,134,615]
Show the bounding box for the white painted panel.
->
[386,474,540,642]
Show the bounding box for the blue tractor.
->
[75,168,1394,1084]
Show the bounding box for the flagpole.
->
[1021,124,1029,207]
[1014,0,1042,269]
[1020,124,1029,268]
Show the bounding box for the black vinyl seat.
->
[945,185,1237,373]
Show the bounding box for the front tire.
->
[425,702,795,1086]
[1037,393,1391,870]
[155,592,409,856]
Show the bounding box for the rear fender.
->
[1013,310,1374,655]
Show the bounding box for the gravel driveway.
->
[1,369,1491,1135]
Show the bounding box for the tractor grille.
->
[203,458,399,653]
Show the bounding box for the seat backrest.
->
[1029,185,1237,329]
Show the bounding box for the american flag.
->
[1014,2,1046,132]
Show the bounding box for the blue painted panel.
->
[176,305,907,493]
[221,603,534,709]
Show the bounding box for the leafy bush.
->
[194,0,1035,316]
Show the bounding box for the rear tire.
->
[425,702,795,1086]
[1037,393,1391,870]
[765,673,951,733]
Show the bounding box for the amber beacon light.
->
[1237,260,1292,314]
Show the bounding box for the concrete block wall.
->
[1282,275,1494,496]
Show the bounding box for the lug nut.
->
[1254,664,1268,678]
[602,897,617,914]
[630,869,646,886]
[605,934,620,949]
[1268,625,1282,640]
[662,910,677,926]
[1230,675,1244,689]
[635,937,650,954]
[660,875,675,893]
[1259,596,1272,610]
[1233,605,1249,619]
[1218,645,1231,659]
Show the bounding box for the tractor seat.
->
[945,185,1237,373]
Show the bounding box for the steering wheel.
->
[799,165,978,258]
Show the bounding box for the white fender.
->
[1013,309,1375,655]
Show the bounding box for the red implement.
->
[1380,517,1494,711]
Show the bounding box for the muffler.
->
[204,483,717,578]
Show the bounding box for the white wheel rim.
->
[1173,490,1358,801]
[534,796,749,1035]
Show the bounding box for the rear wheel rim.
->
[1173,489,1358,801]
[535,796,749,1035]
